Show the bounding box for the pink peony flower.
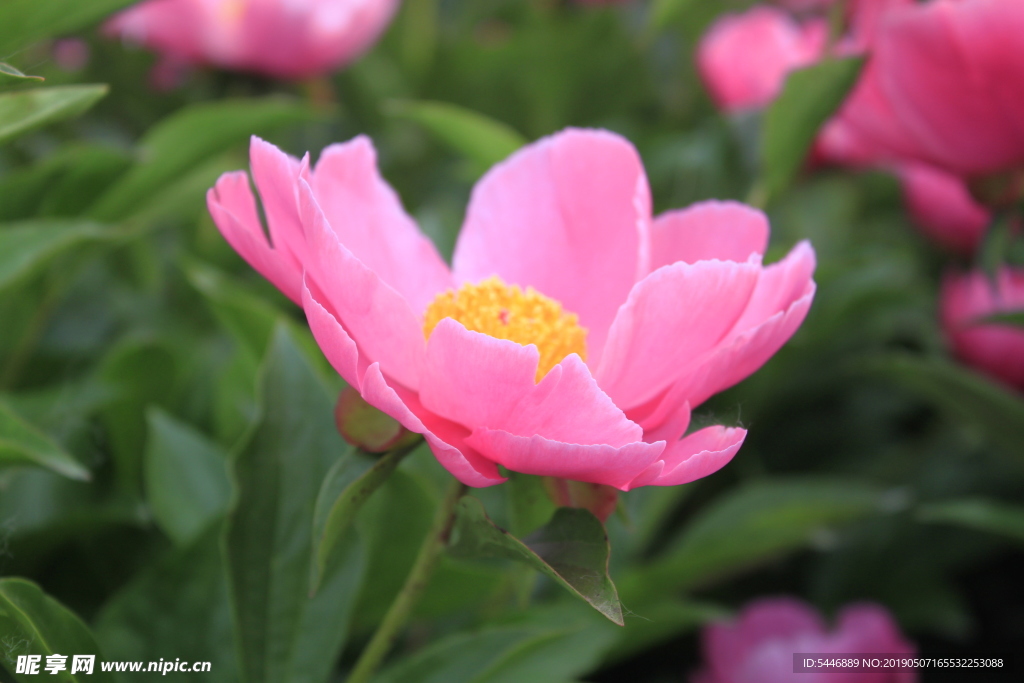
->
[941,268,1024,392]
[696,1,912,114]
[697,6,827,112]
[207,129,816,490]
[105,0,398,80]
[693,597,917,683]
[897,164,990,256]
[823,0,1024,178]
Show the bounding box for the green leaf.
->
[311,447,416,594]
[621,478,884,601]
[99,339,178,495]
[863,353,1024,461]
[0,144,131,221]
[385,100,526,176]
[761,57,864,198]
[374,603,619,683]
[0,220,115,291]
[979,310,1024,328]
[0,401,89,480]
[448,496,623,625]
[0,0,138,56]
[0,578,114,683]
[90,98,322,221]
[918,499,1024,544]
[181,259,281,361]
[0,62,44,83]
[95,529,239,682]
[224,325,365,683]
[648,0,694,32]
[505,472,556,538]
[0,85,108,146]
[144,409,231,547]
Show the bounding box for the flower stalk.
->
[346,477,467,683]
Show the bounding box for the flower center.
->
[423,276,587,382]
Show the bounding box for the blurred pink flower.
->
[823,0,1024,179]
[693,597,917,683]
[696,0,911,113]
[697,6,827,112]
[52,38,91,72]
[898,164,990,256]
[697,2,992,254]
[105,0,398,80]
[207,129,816,490]
[941,269,1024,391]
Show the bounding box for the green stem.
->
[347,477,467,683]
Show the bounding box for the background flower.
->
[941,268,1024,392]
[105,0,399,80]
[697,6,826,112]
[692,597,917,683]
[824,0,1024,179]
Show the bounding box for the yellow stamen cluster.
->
[423,276,587,382]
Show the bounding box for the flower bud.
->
[334,386,413,453]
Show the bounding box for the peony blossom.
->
[697,2,994,255]
[207,129,816,490]
[693,597,917,683]
[823,0,1024,179]
[697,6,827,112]
[898,164,990,256]
[696,1,909,114]
[105,0,398,81]
[941,268,1024,392]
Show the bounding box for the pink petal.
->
[595,258,762,410]
[301,274,366,390]
[359,363,506,487]
[876,0,1024,175]
[465,430,664,491]
[206,171,303,303]
[452,128,651,361]
[419,318,540,431]
[420,321,645,447]
[298,179,425,390]
[309,136,453,314]
[104,0,206,63]
[106,0,399,80]
[697,6,827,112]
[835,604,916,655]
[704,598,826,682]
[651,201,769,270]
[506,354,644,447]
[627,426,745,489]
[899,163,989,255]
[734,241,816,331]
[941,268,1024,391]
[249,136,308,269]
[671,243,816,406]
[626,381,693,445]
[234,0,399,78]
[685,286,815,408]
